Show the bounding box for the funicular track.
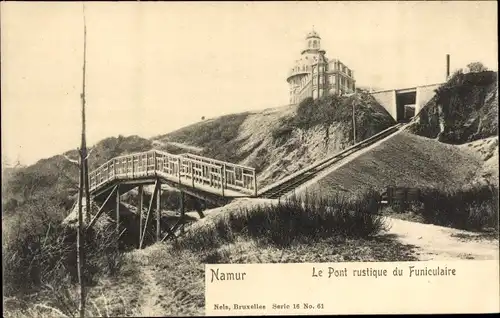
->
[259,123,405,199]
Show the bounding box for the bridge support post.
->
[221,166,225,197]
[116,186,120,239]
[87,185,118,231]
[140,179,159,249]
[156,180,162,242]
[253,170,258,197]
[180,190,185,234]
[191,161,195,188]
[195,198,205,219]
[178,157,181,183]
[138,185,143,248]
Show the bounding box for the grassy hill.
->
[2,135,154,216]
[154,91,395,188]
[301,131,484,198]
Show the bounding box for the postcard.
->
[2,1,498,317]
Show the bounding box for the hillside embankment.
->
[154,90,395,188]
[2,90,394,216]
[297,131,485,199]
[405,70,498,186]
[408,70,497,144]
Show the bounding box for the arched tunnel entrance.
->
[396,91,417,122]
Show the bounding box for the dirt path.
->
[385,217,499,261]
[138,266,166,317]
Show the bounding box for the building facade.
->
[287,30,356,105]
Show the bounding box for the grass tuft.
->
[174,189,388,251]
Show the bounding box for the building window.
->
[313,40,317,48]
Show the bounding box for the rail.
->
[89,150,257,197]
[258,123,404,197]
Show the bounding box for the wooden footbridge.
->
[85,150,257,247]
[84,123,405,247]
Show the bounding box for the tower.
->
[302,30,324,55]
[286,29,356,105]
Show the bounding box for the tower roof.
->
[306,30,320,39]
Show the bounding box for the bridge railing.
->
[89,150,257,196]
[181,153,257,196]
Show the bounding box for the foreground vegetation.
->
[5,181,497,317]
[2,195,136,317]
[3,190,419,317]
[383,183,499,232]
[175,191,387,251]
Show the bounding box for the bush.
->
[467,62,488,73]
[272,92,395,146]
[412,184,498,231]
[174,190,388,251]
[3,197,126,297]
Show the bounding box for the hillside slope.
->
[154,91,395,188]
[404,70,498,186]
[408,70,497,144]
[2,135,154,215]
[458,136,499,186]
[3,91,394,216]
[299,131,484,199]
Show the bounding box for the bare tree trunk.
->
[81,4,91,226]
[352,101,356,144]
[77,153,85,318]
[84,160,91,224]
[78,4,88,318]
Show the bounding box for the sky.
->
[1,1,498,166]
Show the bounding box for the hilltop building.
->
[287,30,356,105]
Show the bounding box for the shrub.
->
[174,190,388,251]
[466,61,488,73]
[3,197,126,297]
[414,184,498,231]
[272,92,395,146]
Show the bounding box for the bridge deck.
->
[89,150,257,201]
[91,171,249,199]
